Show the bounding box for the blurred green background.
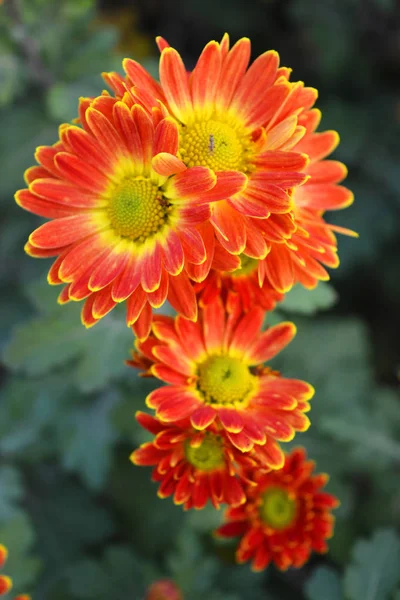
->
[0,0,400,598]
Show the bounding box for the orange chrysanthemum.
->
[129,294,313,464]
[215,448,339,571]
[145,579,183,600]
[104,35,313,261]
[16,94,245,338]
[104,34,355,292]
[132,411,272,510]
[0,544,31,599]
[257,84,356,293]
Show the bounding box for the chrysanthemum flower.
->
[130,294,313,464]
[16,95,245,338]
[104,35,314,259]
[195,107,357,298]
[132,411,272,510]
[104,35,355,292]
[258,87,356,293]
[215,448,339,571]
[145,579,183,600]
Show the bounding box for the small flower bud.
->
[145,579,183,600]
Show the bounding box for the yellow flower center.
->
[179,119,252,172]
[197,354,256,406]
[260,487,297,530]
[185,434,225,472]
[228,254,259,278]
[108,177,169,241]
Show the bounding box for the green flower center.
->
[229,254,259,278]
[260,487,297,530]
[179,119,251,172]
[108,177,168,241]
[197,354,255,406]
[185,435,224,472]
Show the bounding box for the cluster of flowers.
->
[0,545,30,600]
[17,35,350,571]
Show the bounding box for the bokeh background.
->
[1,0,400,598]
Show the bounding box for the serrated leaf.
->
[59,391,118,490]
[0,376,68,457]
[3,298,133,393]
[305,566,344,600]
[279,282,337,315]
[344,529,400,600]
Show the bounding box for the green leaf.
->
[344,529,400,600]
[0,103,56,196]
[0,512,42,594]
[321,416,400,465]
[107,453,185,558]
[66,546,145,600]
[279,282,337,315]
[0,376,68,458]
[63,28,120,80]
[46,79,103,122]
[0,52,22,106]
[305,566,344,600]
[59,391,118,490]
[29,475,115,570]
[0,466,23,521]
[3,290,133,393]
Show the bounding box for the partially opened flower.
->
[215,448,339,571]
[104,35,314,260]
[130,294,313,465]
[132,411,271,510]
[16,94,245,338]
[145,579,183,600]
[195,254,283,312]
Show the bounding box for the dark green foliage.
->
[0,0,400,598]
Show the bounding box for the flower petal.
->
[246,322,296,363]
[152,152,187,176]
[159,47,192,123]
[30,215,105,249]
[190,405,217,429]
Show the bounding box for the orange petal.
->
[153,116,179,156]
[54,152,108,193]
[168,271,197,321]
[30,215,103,249]
[203,296,225,353]
[190,405,217,429]
[210,201,247,254]
[265,244,294,293]
[152,152,186,176]
[216,37,251,109]
[15,189,81,219]
[165,166,216,199]
[160,47,192,123]
[232,50,279,122]
[246,322,296,363]
[191,41,222,117]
